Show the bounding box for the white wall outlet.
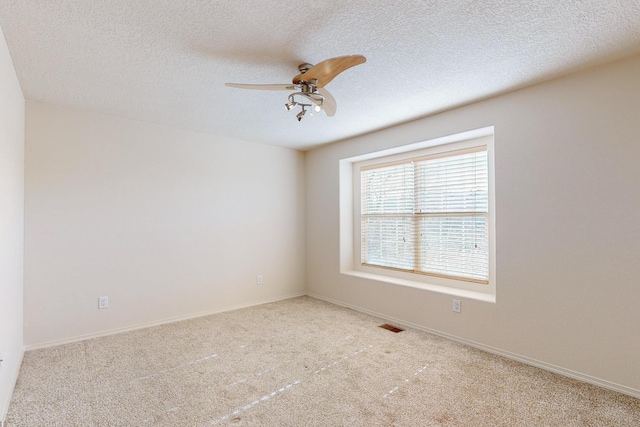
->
[99,296,109,309]
[256,275,263,285]
[452,299,461,313]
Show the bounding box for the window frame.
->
[340,128,496,302]
[359,145,489,284]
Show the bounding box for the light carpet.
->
[6,296,640,426]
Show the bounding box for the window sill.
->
[341,270,496,303]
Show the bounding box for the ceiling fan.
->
[226,55,366,121]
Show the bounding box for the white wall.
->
[306,55,640,396]
[0,25,24,421]
[24,101,306,347]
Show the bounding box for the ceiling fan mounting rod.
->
[298,63,313,74]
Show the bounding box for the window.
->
[340,128,495,301]
[360,146,488,284]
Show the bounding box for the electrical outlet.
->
[452,299,461,313]
[256,275,263,285]
[99,296,109,309]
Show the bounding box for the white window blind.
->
[361,146,489,284]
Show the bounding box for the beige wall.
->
[0,25,25,420]
[24,101,306,347]
[306,55,640,396]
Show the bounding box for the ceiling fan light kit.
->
[225,55,366,121]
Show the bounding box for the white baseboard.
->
[1,346,24,426]
[307,292,640,399]
[25,292,306,351]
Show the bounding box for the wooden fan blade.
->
[225,83,298,91]
[292,55,366,88]
[317,88,336,117]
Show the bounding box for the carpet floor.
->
[6,296,640,426]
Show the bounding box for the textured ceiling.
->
[1,1,640,150]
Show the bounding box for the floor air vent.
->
[379,323,404,333]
